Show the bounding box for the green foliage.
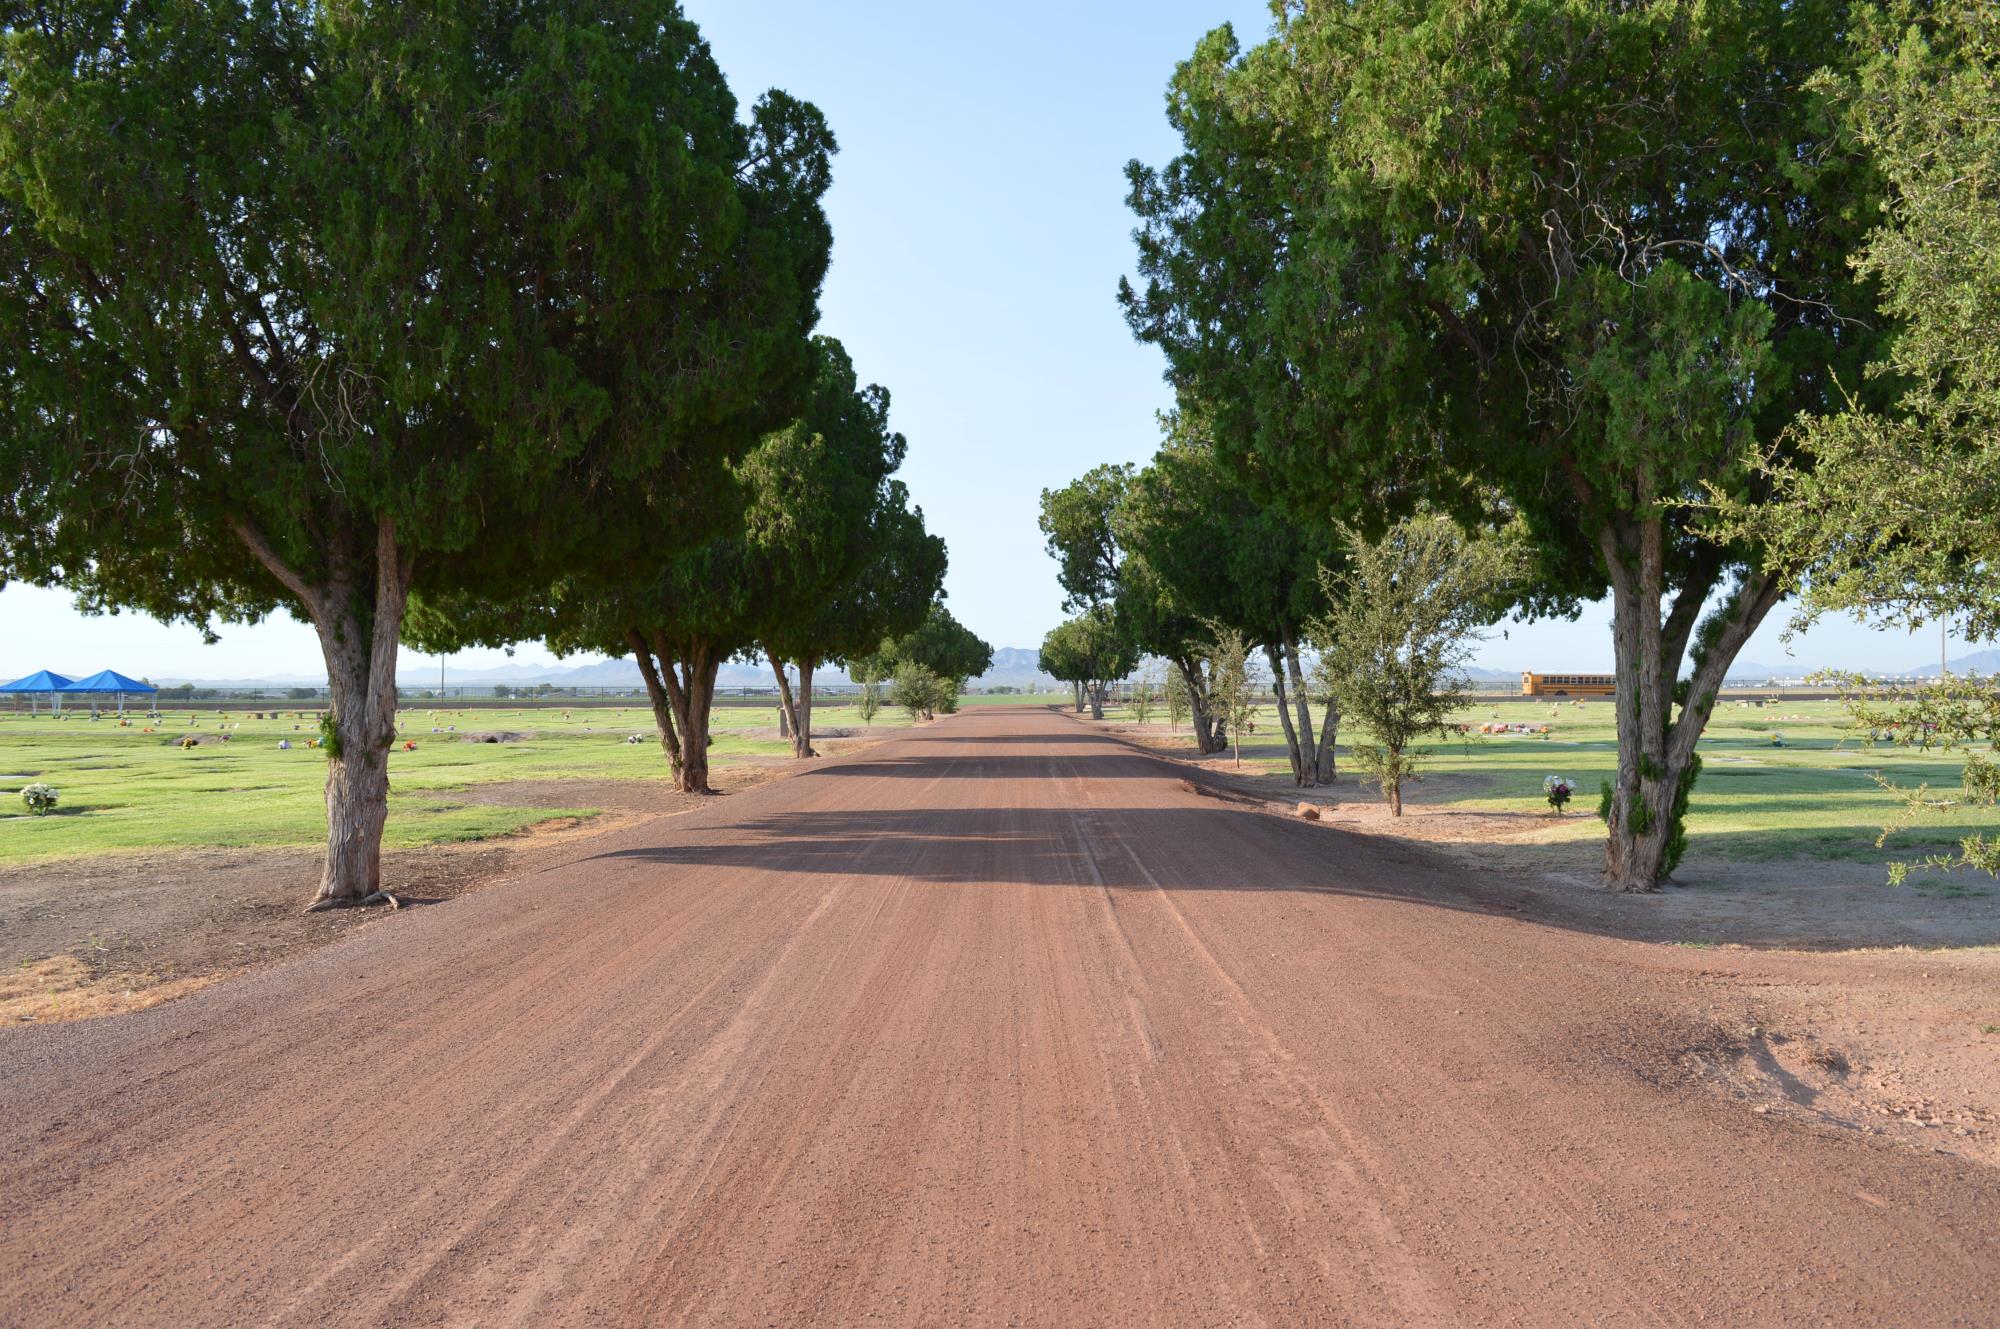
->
[1202,624,1254,768]
[0,1,837,888]
[751,340,946,672]
[1702,5,2000,883]
[1129,669,1158,726]
[856,678,882,726]
[1717,3,2000,643]
[1310,516,1520,815]
[1116,422,1337,659]
[0,0,835,631]
[1038,609,1139,699]
[1124,0,1890,883]
[1825,674,2000,884]
[1039,464,1133,612]
[890,661,953,722]
[317,712,343,762]
[861,604,991,694]
[1663,752,1704,878]
[1165,666,1190,731]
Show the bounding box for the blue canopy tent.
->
[0,669,76,715]
[62,669,158,717]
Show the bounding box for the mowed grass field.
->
[1105,695,1998,873]
[0,700,917,865]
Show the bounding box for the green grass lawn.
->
[0,700,913,865]
[1106,696,1997,869]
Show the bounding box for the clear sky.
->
[0,2,1977,681]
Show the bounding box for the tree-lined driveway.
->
[2,707,1993,1326]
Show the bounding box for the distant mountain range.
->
[1909,648,2000,678]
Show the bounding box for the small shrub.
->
[20,782,58,815]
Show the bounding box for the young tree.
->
[1313,518,1520,816]
[891,661,951,722]
[1203,626,1254,768]
[1165,665,1191,732]
[853,660,886,725]
[1127,3,1888,889]
[0,1,834,906]
[1129,668,1159,726]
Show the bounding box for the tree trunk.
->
[321,708,393,901]
[1266,643,1307,784]
[1314,695,1339,783]
[661,644,721,795]
[769,654,817,758]
[233,514,413,908]
[1596,513,1783,891]
[797,657,815,757]
[628,630,686,779]
[1281,634,1329,787]
[1074,680,1086,713]
[631,632,721,794]
[1088,681,1105,720]
[1174,655,1225,754]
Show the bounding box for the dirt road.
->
[2,707,1994,1326]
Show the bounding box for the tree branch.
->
[228,515,324,622]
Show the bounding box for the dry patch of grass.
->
[2,955,222,1026]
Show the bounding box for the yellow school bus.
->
[1521,671,1616,697]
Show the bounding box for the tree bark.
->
[631,632,721,794]
[1266,642,1307,784]
[628,630,686,778]
[1174,654,1225,754]
[1087,681,1105,720]
[677,650,720,794]
[798,656,816,758]
[769,654,817,758]
[1283,634,1337,785]
[234,514,413,907]
[1314,695,1339,783]
[1074,680,1086,713]
[1597,512,1784,891]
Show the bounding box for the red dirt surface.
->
[1,706,1994,1326]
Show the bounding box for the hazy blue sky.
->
[0,2,1973,680]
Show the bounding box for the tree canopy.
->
[0,0,835,901]
[1038,608,1138,720]
[1124,0,1891,884]
[858,603,993,691]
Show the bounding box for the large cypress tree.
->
[0,1,834,904]
[1127,2,1890,889]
